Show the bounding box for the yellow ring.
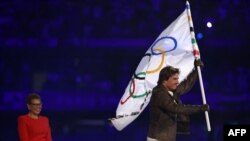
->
[146,48,165,74]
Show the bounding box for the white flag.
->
[110,8,199,131]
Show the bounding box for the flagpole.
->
[197,66,211,132]
[186,0,211,132]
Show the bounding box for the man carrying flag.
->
[146,61,209,141]
[110,0,211,137]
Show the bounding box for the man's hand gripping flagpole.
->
[186,0,211,132]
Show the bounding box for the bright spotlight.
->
[207,22,212,28]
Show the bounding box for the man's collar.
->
[168,91,174,97]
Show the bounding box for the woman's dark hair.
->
[157,66,180,85]
[26,93,41,104]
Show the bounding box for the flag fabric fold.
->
[110,5,200,131]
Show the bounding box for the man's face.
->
[163,73,179,91]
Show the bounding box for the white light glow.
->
[207,22,212,28]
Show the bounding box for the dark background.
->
[1,0,250,141]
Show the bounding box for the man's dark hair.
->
[157,66,180,85]
[26,93,41,104]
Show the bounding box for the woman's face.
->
[27,99,42,116]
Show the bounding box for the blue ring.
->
[150,36,177,55]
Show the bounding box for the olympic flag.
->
[110,3,201,131]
